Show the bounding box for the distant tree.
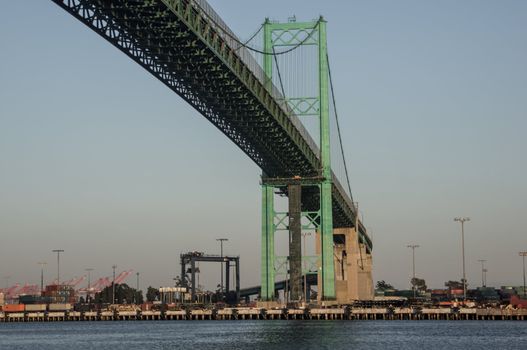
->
[376,280,394,291]
[411,278,427,292]
[146,286,159,302]
[444,280,464,290]
[94,283,143,304]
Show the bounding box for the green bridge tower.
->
[260,17,336,301]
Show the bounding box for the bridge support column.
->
[261,184,275,301]
[288,184,302,301]
[318,18,336,300]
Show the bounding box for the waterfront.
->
[1,321,526,349]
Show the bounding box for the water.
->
[1,321,526,349]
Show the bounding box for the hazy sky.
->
[1,0,526,292]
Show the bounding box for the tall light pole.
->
[85,268,93,302]
[136,272,140,304]
[407,245,419,297]
[520,252,527,298]
[216,238,228,297]
[477,260,486,288]
[52,249,64,285]
[112,265,117,304]
[454,217,470,301]
[37,262,47,293]
[302,232,312,302]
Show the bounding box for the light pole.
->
[112,265,117,304]
[216,238,228,298]
[136,272,140,304]
[477,260,486,288]
[52,249,64,285]
[454,217,470,301]
[37,262,47,293]
[407,245,419,297]
[301,232,312,302]
[85,268,93,302]
[520,252,527,298]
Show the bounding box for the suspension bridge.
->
[50,0,373,301]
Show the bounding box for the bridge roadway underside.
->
[51,0,371,250]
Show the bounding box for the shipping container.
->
[141,303,152,311]
[510,295,527,308]
[25,304,47,312]
[48,303,72,311]
[3,304,25,312]
[74,303,93,312]
[19,295,52,305]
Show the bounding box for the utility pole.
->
[407,245,419,297]
[454,217,470,301]
[37,262,47,293]
[112,265,117,304]
[477,260,487,288]
[520,252,527,298]
[136,272,140,304]
[302,232,312,302]
[85,268,93,302]
[216,238,228,298]
[52,249,64,285]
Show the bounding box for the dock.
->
[1,307,526,322]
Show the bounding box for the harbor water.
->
[1,320,526,349]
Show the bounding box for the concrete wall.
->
[317,228,374,303]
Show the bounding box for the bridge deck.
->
[51,0,371,250]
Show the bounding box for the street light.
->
[520,252,527,298]
[52,249,64,285]
[85,268,94,302]
[477,260,487,288]
[302,232,312,302]
[454,217,470,301]
[37,262,47,293]
[407,245,419,297]
[216,238,228,297]
[112,265,117,304]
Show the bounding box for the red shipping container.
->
[3,304,25,312]
[510,295,527,308]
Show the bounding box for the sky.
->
[0,0,526,292]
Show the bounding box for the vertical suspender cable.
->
[327,52,353,204]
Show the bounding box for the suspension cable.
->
[273,47,287,98]
[234,24,263,52]
[191,0,320,56]
[327,52,353,203]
